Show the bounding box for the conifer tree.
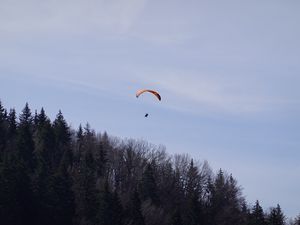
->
[0,100,7,161]
[74,124,84,167]
[17,103,35,172]
[73,130,98,225]
[2,108,17,161]
[208,169,226,224]
[0,157,16,225]
[0,152,34,225]
[97,182,124,225]
[249,200,266,225]
[207,169,244,225]
[32,109,57,225]
[95,138,108,178]
[49,163,75,225]
[52,110,71,170]
[184,159,203,225]
[7,103,35,224]
[126,188,145,225]
[0,107,18,225]
[111,190,124,225]
[225,174,244,224]
[7,108,17,141]
[34,108,54,170]
[294,214,300,225]
[171,206,183,225]
[140,163,160,205]
[268,204,285,225]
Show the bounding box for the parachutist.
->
[136,89,160,117]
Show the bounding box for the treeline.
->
[0,101,299,225]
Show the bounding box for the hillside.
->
[0,101,298,225]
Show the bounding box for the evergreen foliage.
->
[268,204,285,225]
[249,200,266,225]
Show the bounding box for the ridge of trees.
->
[0,101,298,225]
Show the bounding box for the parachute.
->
[136,89,161,101]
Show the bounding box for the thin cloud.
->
[0,0,147,35]
[133,69,283,116]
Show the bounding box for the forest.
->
[0,101,299,225]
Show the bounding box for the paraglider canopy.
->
[136,89,161,101]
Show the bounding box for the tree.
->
[0,100,7,162]
[52,110,72,170]
[268,204,285,225]
[125,188,145,225]
[249,200,266,225]
[294,214,300,225]
[140,163,160,205]
[2,108,17,162]
[49,164,75,225]
[97,182,124,225]
[95,137,108,178]
[207,170,244,225]
[0,102,295,225]
[34,108,54,172]
[184,159,203,225]
[73,127,98,225]
[32,109,58,225]
[6,108,17,143]
[17,103,35,172]
[7,104,36,225]
[171,206,183,225]
[0,154,34,225]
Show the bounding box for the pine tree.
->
[111,190,124,225]
[249,200,266,225]
[49,164,75,225]
[95,138,108,178]
[207,169,244,225]
[240,201,250,225]
[34,108,54,170]
[74,124,84,167]
[0,100,7,162]
[32,108,56,225]
[225,174,244,224]
[0,107,19,225]
[184,159,203,225]
[73,132,98,225]
[294,214,300,225]
[140,163,160,205]
[268,204,285,225]
[97,182,124,225]
[7,108,17,141]
[126,188,145,225]
[171,206,183,225]
[52,110,71,170]
[12,103,36,225]
[0,158,16,225]
[17,103,35,172]
[0,154,34,225]
[208,169,226,225]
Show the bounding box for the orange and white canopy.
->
[136,89,161,101]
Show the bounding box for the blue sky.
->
[1,0,300,218]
